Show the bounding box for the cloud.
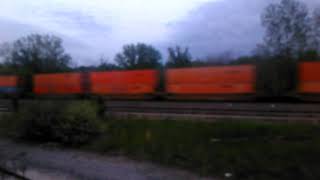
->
[2,0,318,65]
[43,10,112,36]
[0,18,44,42]
[0,0,218,65]
[0,17,100,66]
[166,0,320,59]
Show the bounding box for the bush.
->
[13,101,102,145]
[55,101,102,145]
[14,101,62,141]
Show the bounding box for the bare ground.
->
[0,139,215,180]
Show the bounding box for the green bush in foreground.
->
[11,101,102,145]
[55,101,102,145]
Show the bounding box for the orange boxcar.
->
[299,62,320,93]
[33,73,83,95]
[89,70,158,95]
[166,65,256,95]
[0,76,18,87]
[0,76,19,94]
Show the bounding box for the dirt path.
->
[0,139,215,180]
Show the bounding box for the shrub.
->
[14,101,63,141]
[13,100,102,145]
[55,101,102,145]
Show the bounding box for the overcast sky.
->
[0,0,319,65]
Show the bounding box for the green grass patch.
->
[2,107,320,180]
[88,118,320,180]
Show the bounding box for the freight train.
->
[0,61,319,101]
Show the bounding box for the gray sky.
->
[0,0,319,65]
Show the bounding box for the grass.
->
[87,118,320,180]
[2,107,320,179]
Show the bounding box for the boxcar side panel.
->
[167,66,254,84]
[0,76,18,87]
[89,70,158,95]
[166,65,256,95]
[167,84,255,94]
[33,73,83,95]
[0,76,19,94]
[299,62,320,93]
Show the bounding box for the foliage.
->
[88,118,320,180]
[4,34,72,73]
[74,57,119,72]
[12,101,63,141]
[96,57,119,70]
[0,43,12,63]
[311,7,320,52]
[0,34,72,93]
[230,56,258,65]
[115,43,162,69]
[166,46,192,68]
[189,51,236,67]
[253,0,320,96]
[55,101,102,145]
[261,0,313,59]
[11,101,102,145]
[299,50,319,61]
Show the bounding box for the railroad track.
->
[105,101,320,122]
[1,100,320,122]
[0,100,13,112]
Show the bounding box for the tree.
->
[0,34,72,93]
[96,56,119,70]
[312,7,320,52]
[254,0,314,96]
[166,46,192,68]
[4,34,72,73]
[115,43,162,69]
[0,43,12,62]
[0,43,14,74]
[253,43,271,59]
[261,0,312,59]
[231,56,258,65]
[299,50,319,61]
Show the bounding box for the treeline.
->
[0,0,319,96]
